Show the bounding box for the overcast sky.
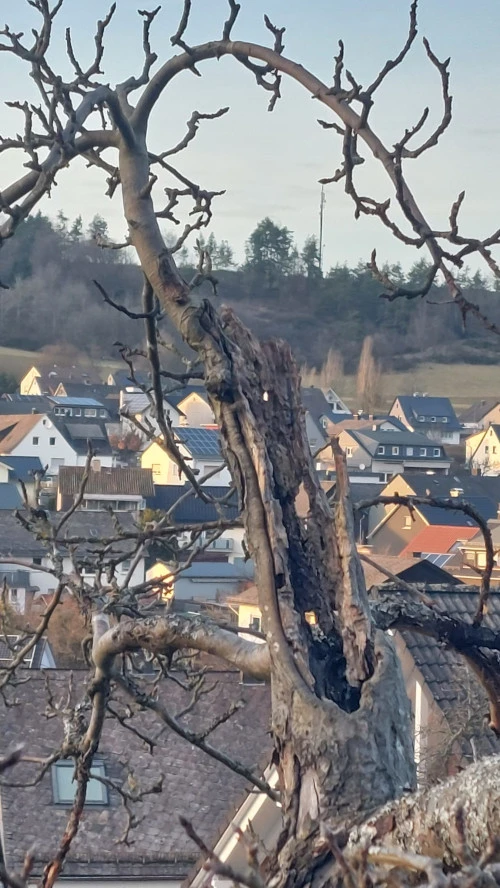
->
[2,0,500,271]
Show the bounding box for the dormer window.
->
[377,445,385,455]
[431,417,436,422]
[418,416,425,422]
[392,446,399,455]
[442,417,448,423]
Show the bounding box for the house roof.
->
[225,584,259,607]
[0,483,23,509]
[333,416,406,433]
[53,419,112,456]
[386,473,500,526]
[0,456,44,481]
[301,386,343,427]
[56,382,120,400]
[361,555,421,588]
[0,510,141,560]
[400,589,500,759]
[175,427,222,459]
[109,368,150,389]
[0,635,51,669]
[147,484,239,522]
[121,392,183,417]
[0,670,271,877]
[399,525,479,557]
[48,396,106,408]
[59,466,154,497]
[393,395,460,432]
[164,383,209,408]
[176,561,254,580]
[458,398,500,425]
[0,415,42,453]
[0,395,52,415]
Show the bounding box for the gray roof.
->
[0,395,52,415]
[0,511,141,560]
[458,398,500,425]
[0,456,44,481]
[400,589,500,760]
[164,383,209,408]
[0,483,23,509]
[148,484,239,522]
[49,396,106,407]
[0,670,271,877]
[176,427,222,459]
[53,419,112,456]
[349,428,446,461]
[301,386,346,427]
[394,395,460,432]
[179,560,254,580]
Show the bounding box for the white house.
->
[0,414,113,475]
[389,395,461,445]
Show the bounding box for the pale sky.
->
[2,0,500,271]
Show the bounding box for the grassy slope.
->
[0,346,120,381]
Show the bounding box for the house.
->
[322,387,352,417]
[54,382,121,419]
[336,427,450,480]
[0,635,56,667]
[0,414,113,475]
[0,510,146,597]
[147,559,254,601]
[164,383,215,427]
[120,391,185,439]
[465,424,500,475]
[49,396,112,421]
[452,520,500,585]
[57,466,154,512]
[20,363,101,396]
[147,484,243,561]
[399,525,479,564]
[141,428,230,486]
[390,395,461,445]
[366,471,500,556]
[301,387,351,452]
[0,668,271,887]
[107,368,150,389]
[458,398,500,432]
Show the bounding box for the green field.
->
[0,346,120,382]
[342,362,500,412]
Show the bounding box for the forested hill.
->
[1,212,499,374]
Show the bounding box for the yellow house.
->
[465,424,500,475]
[175,390,214,427]
[141,428,231,486]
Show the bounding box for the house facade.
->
[57,466,154,512]
[465,424,500,475]
[390,395,461,445]
[337,427,450,480]
[458,398,500,432]
[141,428,230,486]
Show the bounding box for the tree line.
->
[1,212,499,373]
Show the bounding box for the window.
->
[84,408,97,417]
[49,437,55,445]
[100,409,107,418]
[121,559,132,572]
[320,416,328,429]
[32,436,39,445]
[404,516,412,529]
[465,550,475,563]
[494,447,497,454]
[485,446,490,454]
[151,463,161,476]
[418,416,425,422]
[346,446,353,457]
[377,445,385,455]
[406,446,414,456]
[10,589,18,601]
[392,446,399,455]
[477,552,487,569]
[433,448,441,457]
[33,557,42,565]
[52,761,108,805]
[431,416,436,423]
[249,615,261,632]
[419,447,427,456]
[442,417,448,423]
[74,408,81,417]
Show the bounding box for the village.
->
[1,356,500,885]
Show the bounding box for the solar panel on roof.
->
[176,427,221,457]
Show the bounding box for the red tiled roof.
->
[400,525,478,557]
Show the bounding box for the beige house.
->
[458,398,500,431]
[465,424,500,475]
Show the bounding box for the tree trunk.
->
[119,135,416,887]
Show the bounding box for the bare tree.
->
[356,335,382,413]
[2,3,500,888]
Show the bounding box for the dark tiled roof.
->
[0,670,271,876]
[458,398,500,424]
[394,395,460,431]
[176,428,222,459]
[59,466,154,497]
[0,395,52,414]
[0,483,23,509]
[0,456,44,481]
[164,383,209,408]
[400,589,500,758]
[148,485,239,522]
[301,387,342,427]
[0,510,140,559]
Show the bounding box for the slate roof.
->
[0,483,23,509]
[388,472,500,526]
[109,368,150,389]
[59,466,154,497]
[394,395,460,432]
[121,392,183,417]
[53,419,112,456]
[0,395,52,414]
[400,525,479,556]
[0,510,141,560]
[301,386,342,427]
[400,589,500,759]
[0,670,271,877]
[458,398,500,425]
[0,455,44,481]
[176,427,222,459]
[0,415,41,452]
[148,484,239,522]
